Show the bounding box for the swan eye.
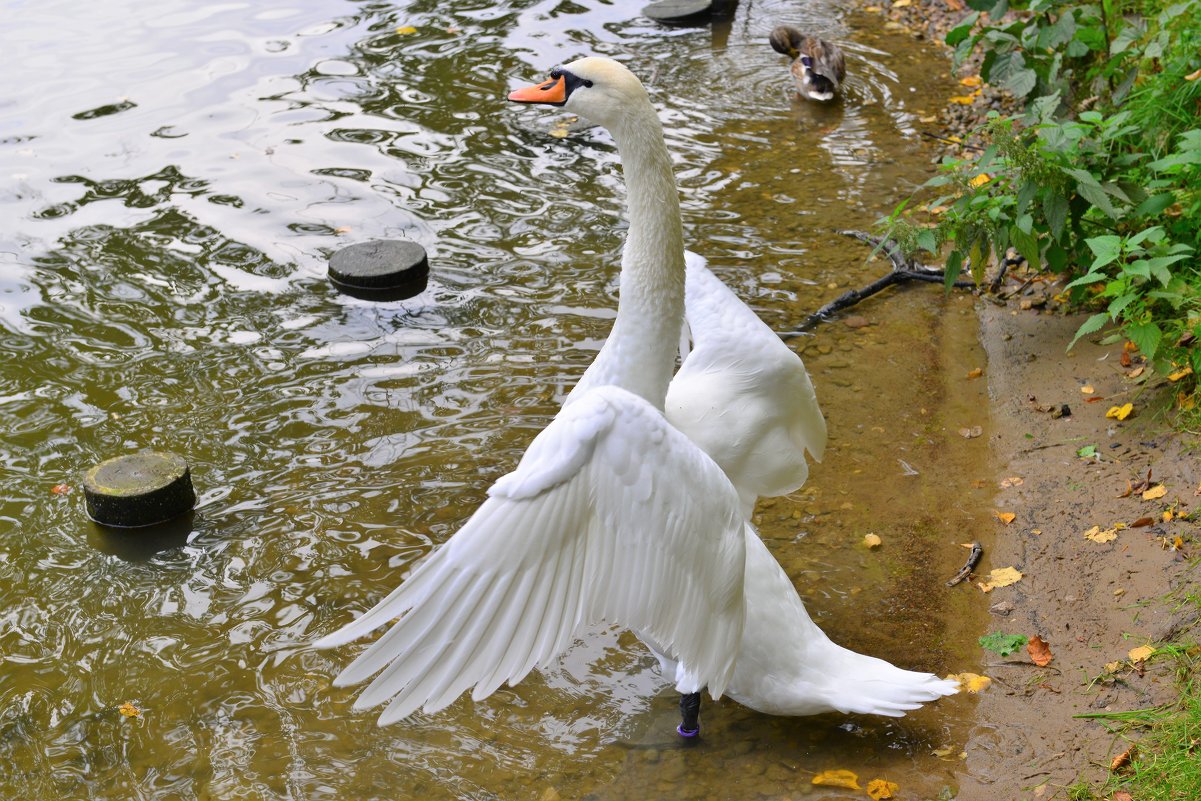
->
[583,79,593,88]
[549,68,563,79]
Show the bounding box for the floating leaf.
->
[1027,635,1053,666]
[979,632,1028,657]
[1128,645,1155,662]
[947,672,992,692]
[999,476,1024,488]
[967,367,983,379]
[960,426,983,438]
[948,94,978,105]
[812,769,861,790]
[1142,485,1167,500]
[334,226,352,234]
[51,484,71,495]
[1106,403,1134,420]
[395,25,418,34]
[993,510,1016,525]
[978,567,1022,592]
[863,533,882,548]
[867,779,901,800]
[118,702,141,718]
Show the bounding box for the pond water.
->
[0,0,996,798]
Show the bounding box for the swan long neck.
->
[580,104,685,410]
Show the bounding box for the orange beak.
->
[507,75,567,105]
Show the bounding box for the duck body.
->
[769,25,846,102]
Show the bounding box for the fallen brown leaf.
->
[1027,635,1053,666]
[1120,350,1132,367]
[1130,516,1155,528]
[1112,791,1134,801]
[967,367,983,379]
[1110,745,1136,773]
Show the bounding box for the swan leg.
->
[677,691,702,738]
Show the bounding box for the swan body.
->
[769,25,847,102]
[316,56,956,727]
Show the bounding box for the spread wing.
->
[666,253,826,502]
[315,384,746,725]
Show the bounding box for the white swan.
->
[316,56,956,730]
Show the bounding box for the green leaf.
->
[1038,12,1077,47]
[1065,272,1107,289]
[1126,321,1163,361]
[1076,181,1122,219]
[947,12,980,46]
[1068,312,1110,350]
[1010,225,1040,267]
[1144,255,1189,286]
[987,51,1037,98]
[1108,292,1139,319]
[945,249,964,290]
[1085,235,1122,268]
[1133,194,1176,217]
[1076,444,1098,459]
[916,229,939,254]
[979,632,1028,657]
[1043,192,1068,240]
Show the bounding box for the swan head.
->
[508,57,650,132]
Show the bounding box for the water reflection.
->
[0,0,988,798]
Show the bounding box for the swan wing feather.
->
[315,384,746,724]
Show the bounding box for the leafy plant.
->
[883,0,1201,399]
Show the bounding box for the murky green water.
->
[1,1,995,798]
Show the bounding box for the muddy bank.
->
[953,296,1199,798]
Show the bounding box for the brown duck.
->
[769,25,846,102]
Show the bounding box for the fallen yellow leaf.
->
[978,567,1022,591]
[1163,510,1174,522]
[967,367,983,379]
[1168,366,1193,382]
[1081,384,1095,394]
[1128,366,1146,378]
[1128,645,1155,662]
[947,672,992,692]
[1104,660,1123,673]
[948,95,978,105]
[118,702,141,718]
[1106,403,1134,420]
[1000,476,1024,488]
[1084,524,1123,543]
[993,510,1016,525]
[892,0,912,6]
[395,25,418,34]
[969,173,991,188]
[959,75,982,88]
[864,533,883,548]
[1142,485,1167,500]
[867,779,901,800]
[1186,67,1201,81]
[812,769,861,790]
